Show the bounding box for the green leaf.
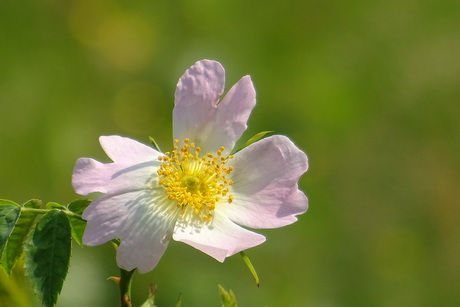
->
[0,268,34,307]
[218,285,238,307]
[239,251,260,287]
[67,199,91,215]
[1,203,41,275]
[67,199,91,246]
[231,131,274,155]
[0,199,21,258]
[25,210,72,307]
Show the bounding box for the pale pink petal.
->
[223,135,308,229]
[277,185,308,219]
[83,190,180,273]
[173,60,255,154]
[173,210,266,262]
[115,191,180,273]
[203,76,256,155]
[173,60,224,147]
[99,135,161,164]
[72,158,159,195]
[82,192,138,245]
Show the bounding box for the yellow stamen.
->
[157,139,235,222]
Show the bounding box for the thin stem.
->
[120,268,136,307]
[19,207,49,214]
[20,207,85,221]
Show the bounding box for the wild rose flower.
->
[72,60,308,273]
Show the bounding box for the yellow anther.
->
[157,139,235,223]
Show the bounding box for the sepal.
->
[231,131,273,154]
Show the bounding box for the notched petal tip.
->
[224,135,308,229]
[276,186,309,220]
[174,59,225,108]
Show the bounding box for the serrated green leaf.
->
[218,285,238,307]
[45,202,66,210]
[230,131,274,155]
[67,199,90,246]
[25,210,71,307]
[1,208,41,275]
[0,200,21,258]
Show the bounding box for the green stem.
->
[20,207,49,214]
[120,268,136,307]
[20,207,85,221]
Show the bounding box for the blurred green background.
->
[1,0,460,306]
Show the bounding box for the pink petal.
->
[72,157,159,195]
[173,210,266,262]
[82,192,137,245]
[173,60,255,154]
[173,60,224,146]
[115,192,180,273]
[204,76,256,156]
[223,135,308,229]
[99,135,161,164]
[83,190,180,273]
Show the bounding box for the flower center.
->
[157,138,235,222]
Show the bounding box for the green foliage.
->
[0,199,21,259]
[231,131,273,155]
[0,268,34,307]
[1,200,41,274]
[25,209,72,307]
[218,285,238,307]
[0,199,87,306]
[67,199,91,246]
